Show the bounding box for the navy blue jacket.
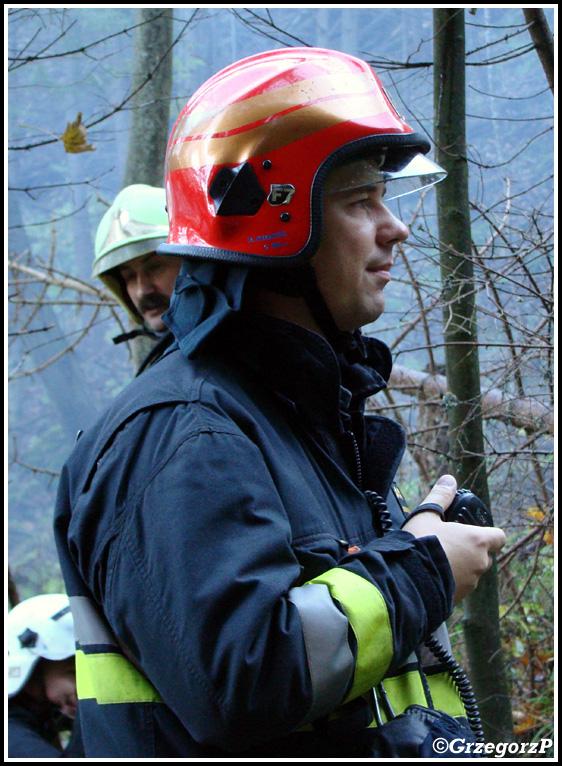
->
[8,701,84,758]
[54,308,461,758]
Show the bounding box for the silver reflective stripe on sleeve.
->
[288,583,354,723]
[70,595,120,648]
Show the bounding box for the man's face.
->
[42,657,78,719]
[117,253,181,332]
[312,176,409,332]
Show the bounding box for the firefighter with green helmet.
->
[93,184,180,373]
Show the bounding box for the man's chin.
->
[142,312,168,334]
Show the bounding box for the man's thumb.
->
[421,474,458,511]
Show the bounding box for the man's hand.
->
[403,475,506,604]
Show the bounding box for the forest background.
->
[7,5,555,751]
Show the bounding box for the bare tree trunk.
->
[340,8,358,53]
[315,7,330,48]
[523,8,554,94]
[122,8,173,189]
[433,8,514,744]
[122,8,174,370]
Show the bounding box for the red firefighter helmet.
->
[159,47,445,267]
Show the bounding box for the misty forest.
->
[8,6,554,750]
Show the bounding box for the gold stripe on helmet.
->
[167,90,388,172]
[171,71,381,144]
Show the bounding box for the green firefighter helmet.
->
[93,184,169,323]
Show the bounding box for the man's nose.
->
[377,206,409,246]
[134,271,156,297]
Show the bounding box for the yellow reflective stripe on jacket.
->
[76,649,163,705]
[426,670,466,718]
[298,666,467,733]
[307,568,392,702]
[370,670,466,725]
[367,669,428,726]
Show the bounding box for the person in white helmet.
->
[7,594,84,758]
[92,184,181,374]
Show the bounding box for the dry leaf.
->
[61,112,95,154]
[513,710,538,735]
[525,506,553,545]
[525,506,544,522]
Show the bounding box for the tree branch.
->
[380,364,553,435]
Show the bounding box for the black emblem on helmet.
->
[267,184,296,206]
[18,628,39,649]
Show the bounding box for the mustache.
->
[137,294,171,315]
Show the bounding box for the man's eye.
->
[352,197,371,208]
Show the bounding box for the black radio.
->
[445,488,494,527]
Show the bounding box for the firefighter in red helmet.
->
[54,47,505,758]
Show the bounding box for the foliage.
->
[500,516,554,749]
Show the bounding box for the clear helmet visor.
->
[325,152,447,201]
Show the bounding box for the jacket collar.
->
[226,312,392,435]
[163,259,394,434]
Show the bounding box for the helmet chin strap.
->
[251,264,367,364]
[300,266,368,364]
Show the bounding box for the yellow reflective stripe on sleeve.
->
[307,568,392,702]
[367,669,428,726]
[297,667,466,733]
[426,670,467,718]
[76,649,163,705]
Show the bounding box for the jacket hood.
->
[162,259,250,359]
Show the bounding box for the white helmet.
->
[7,594,76,698]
